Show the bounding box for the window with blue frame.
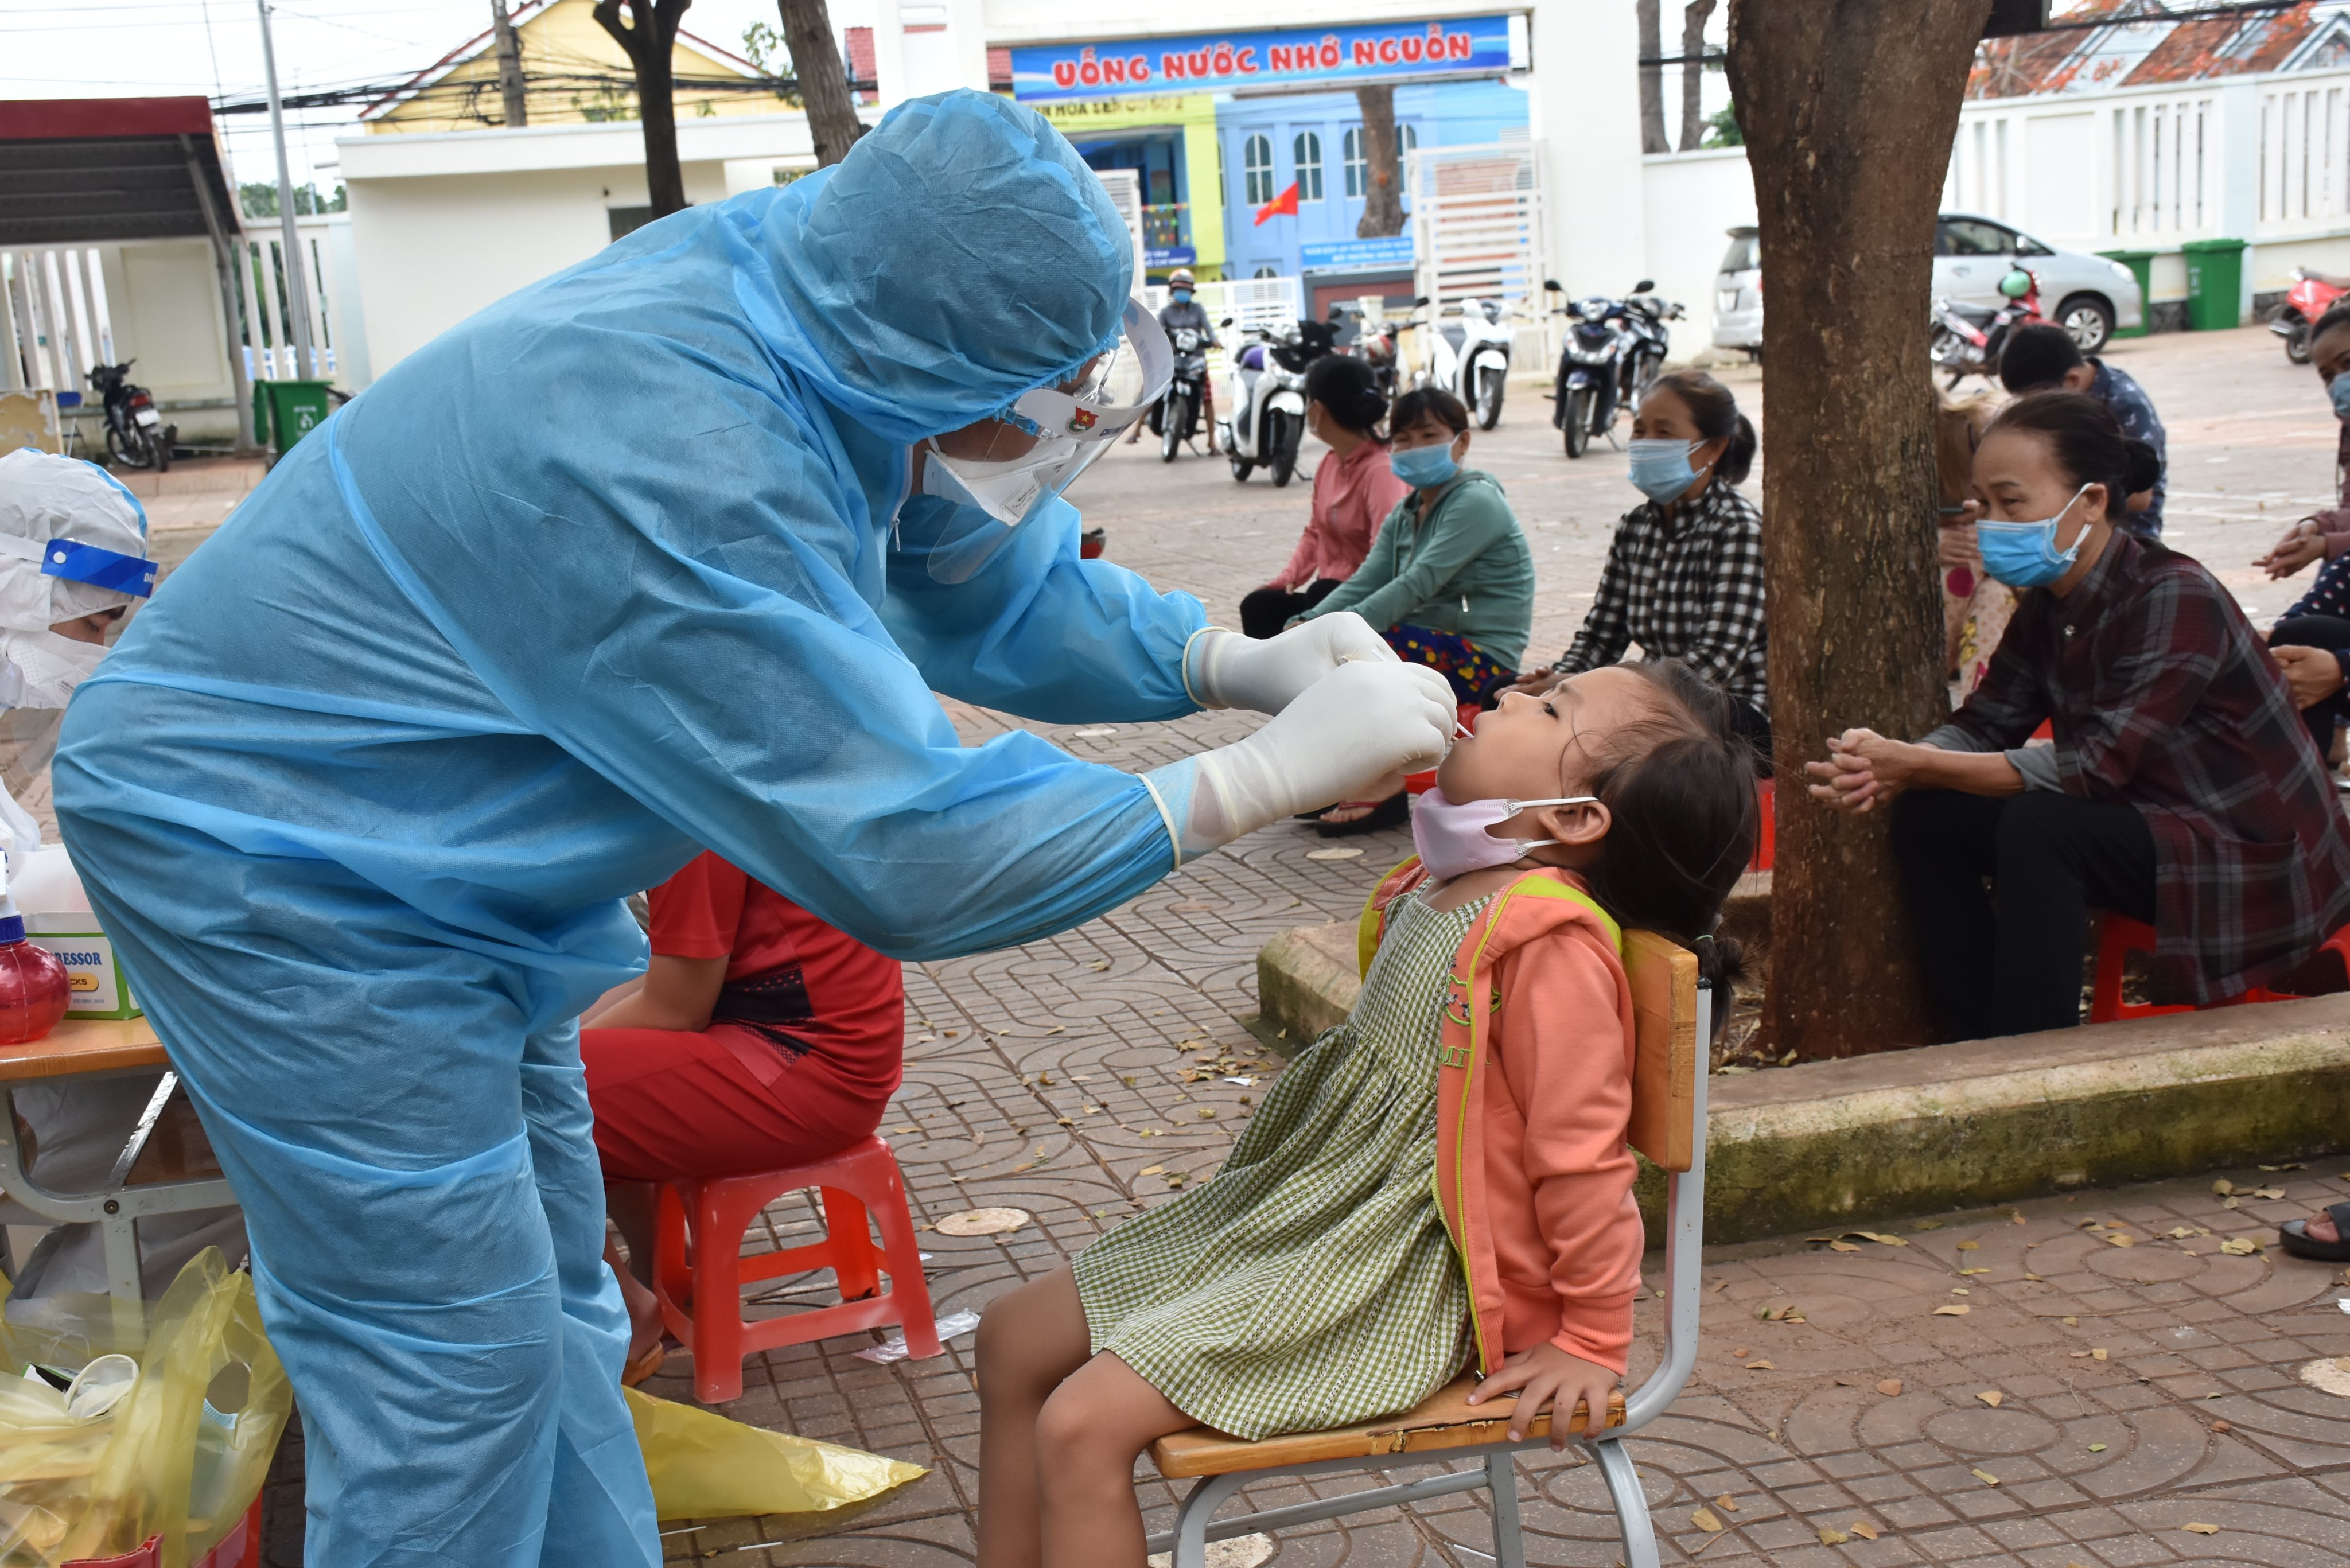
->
[1294,131,1324,202]
[1242,133,1274,206]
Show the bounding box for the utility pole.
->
[492,0,529,128]
[255,0,318,380]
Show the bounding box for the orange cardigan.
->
[1360,858,1644,1376]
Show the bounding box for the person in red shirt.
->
[585,851,905,1382]
[1239,355,1407,639]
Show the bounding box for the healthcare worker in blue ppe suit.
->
[50,90,1456,1564]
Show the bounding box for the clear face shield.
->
[912,298,1172,583]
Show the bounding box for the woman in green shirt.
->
[1299,386,1535,833]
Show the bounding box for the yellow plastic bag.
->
[0,1248,291,1567]
[627,1387,923,1521]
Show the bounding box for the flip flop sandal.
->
[1314,793,1409,838]
[2279,1201,2350,1262]
[622,1341,667,1388]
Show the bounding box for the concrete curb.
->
[1256,920,2350,1244]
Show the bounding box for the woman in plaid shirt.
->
[1522,372,1769,765]
[1808,392,2350,1041]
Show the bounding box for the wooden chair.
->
[1142,930,1709,1568]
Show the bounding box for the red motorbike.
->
[1929,266,2044,390]
[2273,267,2348,364]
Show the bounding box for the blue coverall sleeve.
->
[882,494,1207,722]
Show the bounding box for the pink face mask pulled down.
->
[1410,787,1598,881]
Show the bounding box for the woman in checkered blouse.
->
[1516,372,1769,768]
[1807,392,2350,1042]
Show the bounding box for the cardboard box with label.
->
[13,845,139,1020]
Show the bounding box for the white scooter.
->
[1410,295,1515,430]
[1217,319,1313,487]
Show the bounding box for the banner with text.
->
[1010,17,1517,104]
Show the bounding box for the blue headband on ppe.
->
[42,539,157,598]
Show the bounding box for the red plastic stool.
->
[1404,703,1482,797]
[1746,777,1775,873]
[2087,914,2280,1025]
[651,1134,941,1402]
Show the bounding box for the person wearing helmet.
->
[1128,266,1221,452]
[50,91,1454,1563]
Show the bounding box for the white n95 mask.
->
[916,297,1172,583]
[0,629,104,710]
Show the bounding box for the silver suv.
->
[1711,213,2146,356]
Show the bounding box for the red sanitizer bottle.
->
[0,892,69,1045]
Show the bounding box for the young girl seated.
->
[974,659,1757,1568]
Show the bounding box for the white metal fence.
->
[232,227,336,383]
[1409,139,1552,365]
[2,248,112,398]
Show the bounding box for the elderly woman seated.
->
[1806,392,2350,1042]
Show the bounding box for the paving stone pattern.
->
[228,328,2350,1562]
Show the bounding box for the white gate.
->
[1409,138,1550,363]
[1095,168,1149,295]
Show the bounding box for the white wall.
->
[1640,146,1755,363]
[341,114,818,378]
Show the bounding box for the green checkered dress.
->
[1073,886,1483,1439]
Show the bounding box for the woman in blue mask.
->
[1516,372,1769,765]
[1294,387,1534,834]
[2254,300,2350,767]
[1807,391,2350,1043]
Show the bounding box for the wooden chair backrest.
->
[1622,930,1699,1173]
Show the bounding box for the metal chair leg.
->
[1485,1450,1525,1568]
[1169,1473,1247,1568]
[1593,1439,1660,1568]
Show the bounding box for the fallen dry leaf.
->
[2220,1237,2260,1256]
[1912,1219,1945,1231]
[1876,1378,1904,1396]
[2182,1522,2219,1535]
[1730,1345,1748,1357]
[1197,1108,1217,1120]
[2092,1348,2108,1361]
[890,1125,917,1134]
[2086,1442,2108,1452]
[2169,1226,2198,1239]
[2107,1233,2136,1248]
[1690,1507,1725,1534]
[1305,846,1364,861]
[1933,1304,1970,1316]
[2222,1196,2242,1210]
[1137,1165,1165,1177]
[1956,1240,1979,1251]
[2213,1178,2235,1196]
[1713,1495,1740,1513]
[935,1207,1030,1237]
[1816,1527,1849,1546]
[1745,1359,1776,1370]
[1858,1231,1909,1246]
[1828,1240,1861,1253]
[1088,960,1109,971]
[1971,1468,2001,1487]
[1849,1520,1879,1541]
[2253,1186,2286,1200]
[1976,1390,2004,1407]
[2025,1271,2044,1281]
[2211,1419,2232,1433]
[1959,1267,1990,1277]
[2063,1315,2079,1326]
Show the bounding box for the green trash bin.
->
[2097,248,2155,338]
[2181,238,2248,332]
[250,379,334,455]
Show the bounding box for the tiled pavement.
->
[209,327,2350,1561]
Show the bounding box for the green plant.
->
[1703,103,1744,147]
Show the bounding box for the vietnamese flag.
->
[1253,182,1299,226]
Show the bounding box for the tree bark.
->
[777,0,865,167]
[1355,84,1406,239]
[594,0,691,216]
[491,0,528,129]
[1637,0,1670,155]
[1726,0,1990,1057]
[1676,0,1716,151]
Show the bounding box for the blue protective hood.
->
[736,89,1133,445]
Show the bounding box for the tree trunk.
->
[1725,0,1990,1057]
[1355,84,1406,239]
[1636,0,1670,155]
[1676,0,1716,151]
[593,0,691,217]
[777,0,865,167]
[492,0,528,128]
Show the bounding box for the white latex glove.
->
[1150,660,1457,857]
[1185,613,1399,714]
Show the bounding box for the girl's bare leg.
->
[1034,1349,1197,1568]
[976,1267,1095,1568]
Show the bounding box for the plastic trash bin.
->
[250,379,333,455]
[2097,248,2155,338]
[2181,238,2248,332]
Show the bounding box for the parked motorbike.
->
[88,360,172,472]
[1930,266,2043,388]
[1218,317,1338,486]
[1543,281,1649,460]
[1409,295,1515,430]
[1330,301,1400,400]
[1616,286,1683,413]
[2273,266,2348,365]
[1155,325,1212,461]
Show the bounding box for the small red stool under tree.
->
[2087,914,2350,1025]
[651,1134,942,1403]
